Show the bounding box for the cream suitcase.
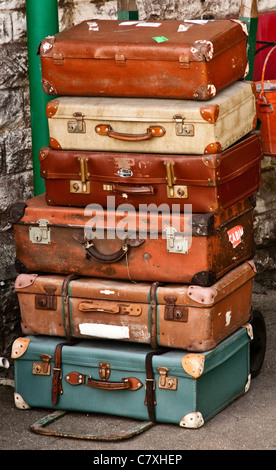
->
[47,81,257,155]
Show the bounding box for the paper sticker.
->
[87,21,99,31]
[99,289,115,295]
[137,22,162,27]
[178,24,192,32]
[152,36,169,43]
[184,19,211,25]
[119,21,140,26]
[79,323,130,339]
[225,311,232,326]
[227,225,244,248]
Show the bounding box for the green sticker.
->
[152,36,169,43]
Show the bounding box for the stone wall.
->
[0,0,276,379]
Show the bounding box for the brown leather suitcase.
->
[39,131,263,213]
[10,194,255,286]
[38,19,248,100]
[15,261,255,351]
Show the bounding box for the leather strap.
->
[52,341,75,405]
[61,274,79,341]
[144,349,168,423]
[149,282,160,349]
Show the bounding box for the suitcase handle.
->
[257,45,276,113]
[84,237,145,264]
[30,410,154,441]
[104,183,154,195]
[65,371,143,391]
[95,124,166,141]
[78,301,141,316]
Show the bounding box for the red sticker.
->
[227,225,244,248]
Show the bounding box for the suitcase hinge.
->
[156,366,178,390]
[164,296,188,322]
[35,285,57,311]
[99,362,111,381]
[164,161,188,198]
[173,115,194,136]
[70,157,91,194]
[164,227,189,254]
[32,354,52,376]
[29,219,50,244]
[52,52,64,65]
[179,55,190,69]
[67,112,86,134]
[115,54,126,66]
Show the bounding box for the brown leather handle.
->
[84,237,145,264]
[105,183,154,195]
[95,124,166,141]
[65,372,143,391]
[78,301,142,316]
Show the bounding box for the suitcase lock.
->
[32,354,52,376]
[164,296,188,322]
[70,157,91,194]
[164,227,189,254]
[157,366,177,390]
[67,112,86,133]
[29,219,50,244]
[173,115,194,136]
[164,161,188,198]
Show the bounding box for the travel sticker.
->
[227,225,244,248]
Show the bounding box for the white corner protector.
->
[14,393,30,410]
[180,412,204,429]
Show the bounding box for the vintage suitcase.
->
[15,261,256,351]
[12,327,252,431]
[46,81,257,155]
[38,18,248,100]
[11,194,255,287]
[255,45,276,156]
[39,131,263,213]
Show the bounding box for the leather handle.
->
[258,45,276,110]
[84,237,145,264]
[30,410,154,441]
[78,301,141,316]
[65,371,143,391]
[95,124,166,141]
[105,183,154,195]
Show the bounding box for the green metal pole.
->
[25,0,59,196]
[239,0,259,81]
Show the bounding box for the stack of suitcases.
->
[10,18,265,437]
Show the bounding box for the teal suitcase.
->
[12,326,252,436]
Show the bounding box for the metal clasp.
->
[32,353,52,376]
[164,161,188,199]
[157,366,177,390]
[67,112,86,133]
[35,285,57,311]
[99,362,110,381]
[29,219,50,244]
[164,296,188,322]
[70,157,91,194]
[164,227,189,254]
[173,115,194,136]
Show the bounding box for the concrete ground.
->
[0,287,275,452]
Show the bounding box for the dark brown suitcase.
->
[38,19,248,100]
[10,194,255,287]
[15,261,255,351]
[39,131,263,213]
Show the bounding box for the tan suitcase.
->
[15,261,255,351]
[47,81,257,155]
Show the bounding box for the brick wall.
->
[0,0,275,378]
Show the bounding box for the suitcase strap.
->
[52,341,75,405]
[144,348,168,423]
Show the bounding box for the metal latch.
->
[99,362,111,381]
[115,54,126,66]
[32,353,52,376]
[70,157,91,194]
[164,161,188,198]
[29,219,50,244]
[35,285,57,311]
[164,296,188,322]
[67,112,86,133]
[157,366,177,390]
[164,227,189,254]
[173,115,194,136]
[179,55,190,69]
[52,52,64,65]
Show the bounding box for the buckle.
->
[145,378,155,390]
